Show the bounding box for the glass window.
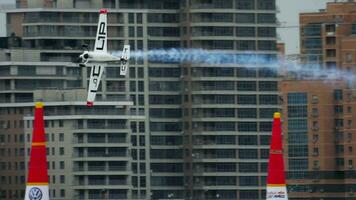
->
[303,38,322,49]
[236,13,255,23]
[259,81,277,91]
[236,40,256,50]
[239,176,259,186]
[239,163,258,172]
[259,95,278,105]
[289,159,308,170]
[259,122,272,131]
[128,13,134,23]
[257,0,275,10]
[238,135,257,145]
[236,27,255,37]
[334,89,343,100]
[288,145,308,157]
[303,23,321,36]
[236,0,255,9]
[237,81,256,91]
[287,93,307,105]
[238,122,257,132]
[239,149,258,159]
[258,40,276,50]
[288,119,307,131]
[239,190,259,199]
[257,13,276,23]
[288,106,307,117]
[237,108,257,118]
[258,27,276,37]
[237,95,256,105]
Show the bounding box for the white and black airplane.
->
[77,8,130,107]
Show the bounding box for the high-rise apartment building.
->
[281,80,356,200]
[300,1,356,71]
[1,0,279,199]
[281,2,356,199]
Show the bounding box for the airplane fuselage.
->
[81,51,120,63]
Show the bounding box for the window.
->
[257,13,275,23]
[288,106,307,118]
[259,95,278,105]
[236,40,255,50]
[236,0,255,9]
[303,38,322,49]
[238,135,257,145]
[60,161,65,169]
[303,23,321,36]
[259,81,277,91]
[287,93,307,105]
[257,0,275,10]
[59,147,64,155]
[60,175,65,184]
[239,190,259,199]
[128,13,134,24]
[239,149,258,159]
[288,119,307,131]
[236,27,255,37]
[313,147,319,156]
[136,13,142,24]
[336,158,344,167]
[288,145,308,157]
[326,49,336,57]
[258,27,276,37]
[60,189,65,197]
[239,176,258,186]
[238,108,257,118]
[334,89,343,101]
[237,81,256,91]
[238,122,257,132]
[258,40,276,50]
[239,163,258,172]
[326,37,336,45]
[129,27,135,37]
[237,95,256,104]
[288,159,308,170]
[59,133,64,141]
[236,13,255,23]
[325,24,336,32]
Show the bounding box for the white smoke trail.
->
[111,48,355,83]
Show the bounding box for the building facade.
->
[1,0,279,199]
[300,1,356,71]
[281,2,356,199]
[281,80,356,200]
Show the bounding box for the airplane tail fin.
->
[266,112,288,200]
[24,102,49,200]
[120,45,130,76]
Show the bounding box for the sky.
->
[0,0,15,37]
[277,0,333,55]
[0,0,333,54]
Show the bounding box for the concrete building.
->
[280,80,356,200]
[1,0,279,199]
[280,2,356,199]
[300,1,356,71]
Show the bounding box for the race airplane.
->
[77,8,130,107]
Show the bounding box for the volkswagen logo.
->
[29,187,43,200]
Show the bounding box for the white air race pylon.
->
[24,102,49,200]
[266,112,288,200]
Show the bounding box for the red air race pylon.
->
[24,102,49,200]
[266,112,288,200]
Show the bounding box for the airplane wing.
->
[86,63,105,107]
[120,45,130,76]
[94,9,107,53]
